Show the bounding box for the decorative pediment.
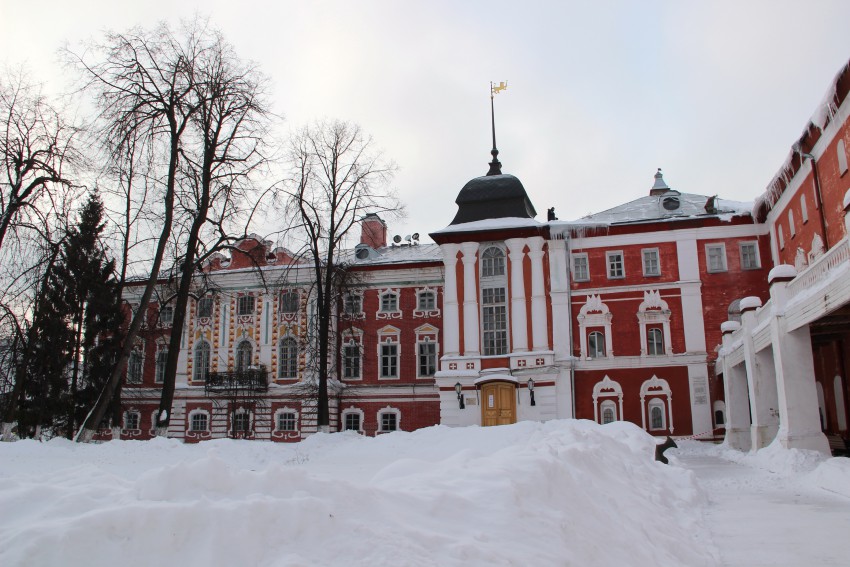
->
[592,375,623,399]
[639,290,669,311]
[579,294,609,316]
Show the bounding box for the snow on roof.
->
[431,216,543,235]
[558,191,753,226]
[339,242,442,266]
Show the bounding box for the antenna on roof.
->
[487,81,507,176]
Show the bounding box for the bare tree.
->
[281,120,400,431]
[69,21,205,442]
[153,30,272,436]
[0,70,79,253]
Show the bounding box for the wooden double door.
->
[481,382,517,426]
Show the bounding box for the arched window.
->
[278,337,298,379]
[481,246,505,277]
[155,347,168,383]
[279,291,299,313]
[649,399,666,431]
[601,400,616,424]
[713,400,726,428]
[236,341,253,372]
[588,331,605,358]
[193,341,211,382]
[647,328,664,355]
[123,411,140,430]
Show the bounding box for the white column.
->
[769,276,830,454]
[528,237,548,351]
[505,238,528,352]
[740,298,779,450]
[441,244,461,357]
[547,239,570,360]
[460,242,480,356]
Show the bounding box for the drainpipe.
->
[802,152,830,249]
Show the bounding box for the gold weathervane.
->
[491,81,508,95]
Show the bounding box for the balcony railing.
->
[786,237,850,299]
[205,367,269,395]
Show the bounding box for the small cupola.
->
[649,168,671,196]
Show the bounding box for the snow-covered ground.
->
[1,421,848,567]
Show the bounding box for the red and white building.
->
[717,60,850,455]
[115,59,850,453]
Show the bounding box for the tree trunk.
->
[75,128,181,443]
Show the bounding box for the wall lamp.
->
[455,382,465,409]
[527,378,536,406]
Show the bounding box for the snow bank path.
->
[676,451,850,567]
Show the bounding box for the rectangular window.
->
[344,413,361,431]
[418,291,436,311]
[232,412,250,432]
[197,297,213,319]
[789,210,796,237]
[124,412,140,430]
[160,305,173,325]
[380,412,398,432]
[777,224,785,250]
[344,294,361,314]
[740,242,761,270]
[277,412,297,432]
[706,244,727,272]
[190,413,208,432]
[642,248,660,277]
[606,251,624,279]
[380,344,398,378]
[482,287,508,355]
[418,342,437,377]
[343,344,361,379]
[801,197,809,223]
[380,293,398,312]
[155,349,167,383]
[237,295,255,316]
[127,349,143,383]
[572,253,589,282]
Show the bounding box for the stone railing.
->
[787,237,850,299]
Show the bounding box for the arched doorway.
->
[478,378,517,426]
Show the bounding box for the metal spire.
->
[487,81,507,176]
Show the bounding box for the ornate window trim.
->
[377,288,402,319]
[592,375,623,424]
[414,287,440,318]
[637,290,672,357]
[415,324,439,378]
[341,328,363,381]
[578,295,613,359]
[640,375,673,434]
[341,407,364,433]
[272,407,300,440]
[278,335,299,380]
[377,406,401,433]
[377,326,400,380]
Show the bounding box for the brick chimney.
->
[360,213,387,248]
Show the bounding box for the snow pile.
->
[806,458,850,499]
[0,420,717,567]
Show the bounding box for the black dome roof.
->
[450,173,537,225]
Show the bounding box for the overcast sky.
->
[3,1,850,244]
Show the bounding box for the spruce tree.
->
[20,193,123,437]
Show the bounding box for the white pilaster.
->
[528,237,548,351]
[676,239,707,353]
[440,244,461,357]
[460,242,480,356]
[505,238,529,352]
[547,239,570,361]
